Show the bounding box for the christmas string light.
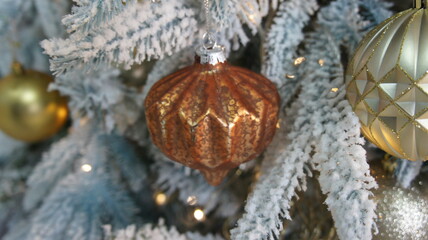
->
[154,192,167,206]
[193,208,205,222]
[186,196,198,206]
[81,164,92,172]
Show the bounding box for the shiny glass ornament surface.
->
[0,63,68,142]
[145,47,280,186]
[346,4,428,161]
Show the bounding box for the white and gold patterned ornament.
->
[346,0,428,161]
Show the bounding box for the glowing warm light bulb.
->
[187,196,198,206]
[318,59,325,66]
[81,164,92,172]
[155,192,167,206]
[331,87,339,93]
[193,208,205,221]
[294,57,306,65]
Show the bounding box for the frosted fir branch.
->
[359,0,392,31]
[14,23,50,73]
[24,121,148,213]
[298,0,384,237]
[62,0,136,35]
[104,221,187,240]
[0,1,46,76]
[233,1,390,239]
[306,39,377,240]
[230,77,315,240]
[0,158,30,235]
[42,0,198,75]
[0,132,26,163]
[395,159,423,189]
[262,0,318,89]
[52,65,144,134]
[209,0,274,52]
[209,0,247,51]
[151,147,240,217]
[0,0,31,35]
[0,168,28,201]
[33,0,69,38]
[19,173,137,240]
[100,135,147,193]
[104,219,224,240]
[8,128,141,240]
[209,0,251,51]
[23,123,94,211]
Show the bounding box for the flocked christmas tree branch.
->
[62,0,136,35]
[3,1,418,240]
[262,0,318,102]
[232,0,392,239]
[0,0,67,75]
[104,219,224,240]
[5,122,147,240]
[42,0,199,74]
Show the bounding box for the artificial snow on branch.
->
[232,0,392,239]
[209,0,268,51]
[0,149,31,236]
[305,34,376,240]
[62,0,136,35]
[52,65,144,134]
[23,121,147,213]
[358,0,393,30]
[23,123,94,211]
[7,123,144,240]
[42,0,198,74]
[0,132,26,163]
[230,74,316,240]
[395,159,423,189]
[9,173,138,240]
[262,0,318,89]
[0,0,53,75]
[33,0,69,38]
[104,219,224,240]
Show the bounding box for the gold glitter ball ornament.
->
[145,46,280,186]
[346,1,428,161]
[0,62,68,142]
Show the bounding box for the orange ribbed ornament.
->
[145,46,280,185]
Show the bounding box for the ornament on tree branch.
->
[346,0,428,161]
[145,33,280,186]
[0,62,68,142]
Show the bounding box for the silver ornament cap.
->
[196,32,226,65]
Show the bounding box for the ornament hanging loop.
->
[197,0,224,65]
[202,0,218,49]
[202,32,216,49]
[204,0,212,32]
[414,0,427,9]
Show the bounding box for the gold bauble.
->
[0,62,68,142]
[346,2,428,161]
